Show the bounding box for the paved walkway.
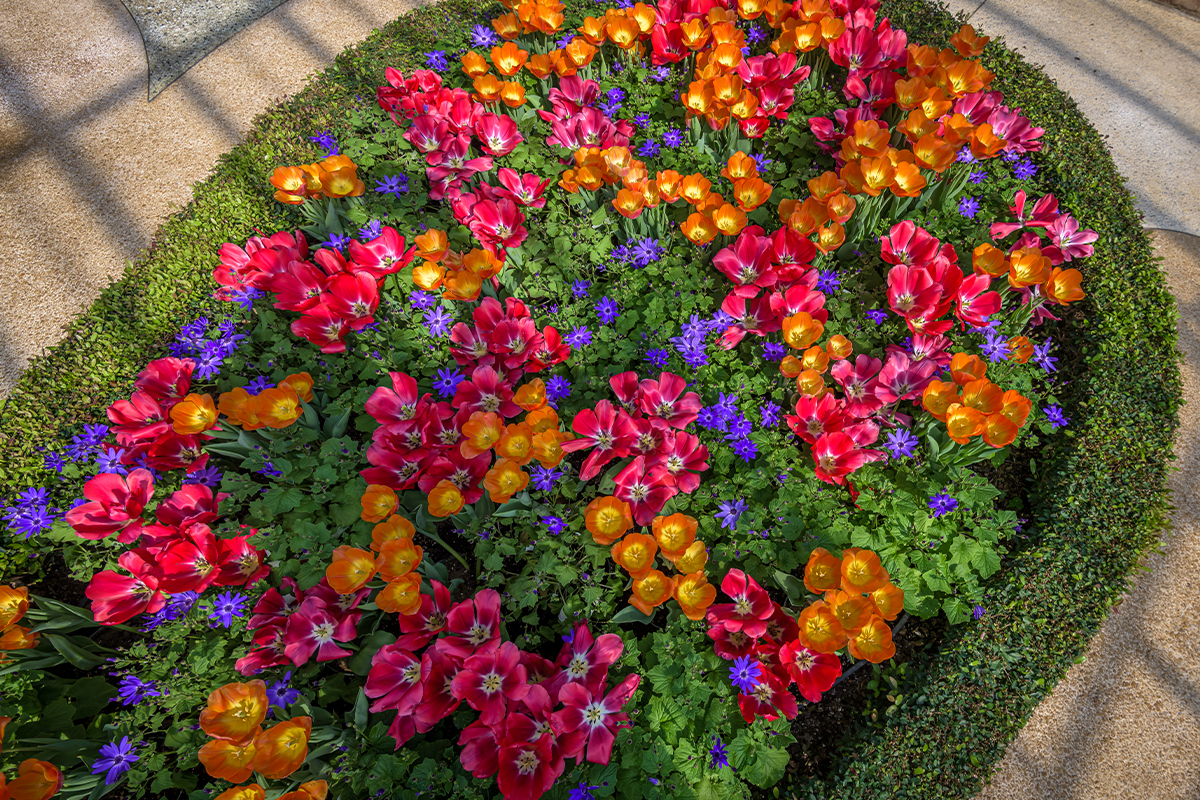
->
[0,0,1199,796]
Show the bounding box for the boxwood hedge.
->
[0,0,1180,797]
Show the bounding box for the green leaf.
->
[611,605,656,625]
[347,631,396,676]
[971,544,1002,578]
[772,570,806,606]
[264,486,304,514]
[742,745,790,788]
[44,634,106,669]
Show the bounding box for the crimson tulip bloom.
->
[323,272,380,330]
[648,430,710,494]
[145,430,210,474]
[361,444,425,490]
[831,355,885,418]
[396,580,453,651]
[416,450,491,505]
[439,588,502,659]
[270,263,328,312]
[365,645,423,714]
[613,456,677,526]
[450,641,530,725]
[706,625,757,661]
[718,290,781,349]
[637,372,702,429]
[551,673,640,764]
[779,641,842,703]
[134,357,194,409]
[989,189,1060,239]
[458,719,502,779]
[712,227,777,290]
[771,283,830,323]
[107,390,169,442]
[347,226,416,278]
[155,484,225,529]
[452,365,520,418]
[66,469,154,542]
[366,372,430,427]
[489,317,544,372]
[494,168,551,208]
[544,623,623,702]
[86,549,167,625]
[158,523,222,593]
[497,733,558,800]
[561,400,638,480]
[785,393,848,446]
[811,432,884,486]
[290,307,349,354]
[706,569,774,639]
[737,670,799,723]
[880,220,941,268]
[213,536,270,587]
[874,351,939,404]
[282,598,357,665]
[415,649,463,732]
[475,114,524,157]
[525,326,571,372]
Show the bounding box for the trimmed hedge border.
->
[0,0,1181,797]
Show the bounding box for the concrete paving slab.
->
[941,0,1200,237]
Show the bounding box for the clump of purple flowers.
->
[170,315,246,380]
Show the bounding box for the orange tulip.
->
[780,355,804,378]
[781,312,824,350]
[530,429,568,468]
[413,229,448,262]
[819,15,845,41]
[674,540,709,574]
[897,108,939,143]
[872,583,905,621]
[1044,267,1085,304]
[269,166,309,205]
[256,385,303,429]
[950,23,990,57]
[920,380,960,423]
[682,81,715,117]
[549,50,578,78]
[840,547,888,594]
[585,496,633,545]
[921,92,956,124]
[201,681,268,745]
[695,191,726,217]
[679,173,712,204]
[800,345,830,374]
[253,717,312,780]
[377,538,423,582]
[1000,390,1033,428]
[848,615,896,663]
[969,123,1006,159]
[472,74,503,103]
[815,223,846,255]
[199,740,258,783]
[789,197,829,235]
[612,188,646,218]
[217,387,264,430]
[462,248,504,280]
[796,600,847,653]
[377,573,424,615]
[945,403,986,444]
[577,15,607,45]
[412,260,447,291]
[777,198,800,224]
[893,76,930,110]
[442,269,483,302]
[325,546,378,594]
[279,373,313,403]
[859,156,895,197]
[0,625,37,651]
[711,204,748,236]
[606,17,641,49]
[945,60,991,98]
[319,164,365,198]
[983,413,1019,448]
[732,177,772,211]
[483,459,529,503]
[796,369,826,397]
[630,570,675,615]
[826,334,853,360]
[612,533,658,579]
[277,782,329,800]
[492,11,522,39]
[890,162,926,198]
[525,52,555,79]
[371,514,416,551]
[721,152,758,182]
[360,484,398,523]
[214,785,267,800]
[461,51,490,78]
[460,411,505,458]
[0,585,30,630]
[496,422,536,465]
[674,573,717,620]
[428,480,465,518]
[563,38,598,67]
[972,242,1008,277]
[949,352,988,385]
[803,547,843,594]
[1008,336,1034,364]
[824,589,877,635]
[491,42,529,76]
[5,759,62,800]
[653,514,698,561]
[960,379,1003,415]
[656,170,683,202]
[681,213,719,245]
[500,82,527,108]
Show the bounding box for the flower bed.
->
[0,0,1181,799]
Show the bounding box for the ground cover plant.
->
[0,0,1177,798]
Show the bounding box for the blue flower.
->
[209,592,248,628]
[410,290,438,310]
[94,448,128,475]
[762,342,786,361]
[470,24,498,47]
[884,428,919,459]
[633,112,650,127]
[969,169,988,184]
[375,174,409,197]
[973,605,985,620]
[569,782,599,800]
[637,138,661,159]
[542,516,568,536]
[958,196,981,219]
[308,131,339,157]
[980,329,1010,362]
[645,348,670,369]
[434,367,464,398]
[956,145,977,164]
[115,675,161,707]
[424,50,449,71]
[596,297,620,325]
[760,401,781,428]
[266,670,301,711]
[565,326,592,348]
[546,375,571,403]
[325,232,351,251]
[43,452,65,474]
[815,269,841,294]
[531,467,563,492]
[710,735,730,769]
[730,437,758,462]
[425,307,454,338]
[1032,337,1059,373]
[572,279,591,298]
[866,308,889,324]
[183,465,224,488]
[729,654,762,693]
[359,219,383,240]
[92,737,139,785]
[715,499,747,530]
[662,127,685,148]
[631,237,664,266]
[928,491,959,517]
[1044,404,1069,428]
[1013,159,1038,180]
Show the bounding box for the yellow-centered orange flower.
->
[492,11,522,39]
[472,74,503,103]
[782,312,824,350]
[840,547,888,593]
[170,393,218,434]
[252,717,312,780]
[199,740,257,783]
[612,533,658,579]
[801,345,830,374]
[921,380,961,422]
[377,538,424,582]
[1008,336,1034,364]
[490,42,529,75]
[612,188,646,218]
[377,573,423,614]
[797,600,847,654]
[360,484,398,523]
[780,355,803,378]
[711,204,748,236]
[428,481,465,518]
[415,228,448,261]
[848,615,896,663]
[972,242,1008,276]
[796,369,826,397]
[443,269,483,302]
[679,173,712,204]
[949,352,988,385]
[826,334,853,360]
[732,177,772,211]
[277,781,329,800]
[496,422,536,465]
[413,260,446,291]
[460,411,505,458]
[652,514,697,561]
[681,213,719,245]
[630,570,675,615]
[483,459,529,503]
[214,785,267,800]
[1000,390,1033,427]
[325,546,377,594]
[460,51,490,78]
[217,387,264,430]
[871,583,905,620]
[815,223,846,255]
[585,496,633,545]
[803,547,843,593]
[674,573,717,620]
[531,429,569,467]
[0,585,29,630]
[824,589,877,635]
[1044,267,1085,304]
[969,123,1006,159]
[500,82,527,108]
[949,23,990,57]
[371,514,416,551]
[945,404,986,444]
[0,625,38,651]
[674,540,709,574]
[526,52,555,78]
[279,373,314,403]
[961,379,1003,415]
[200,681,268,745]
[256,386,303,429]
[890,162,926,197]
[270,166,310,205]
[983,412,1019,448]
[827,193,856,224]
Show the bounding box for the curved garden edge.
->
[0,1,1182,799]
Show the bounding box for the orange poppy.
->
[826,334,853,360]
[630,570,676,615]
[796,369,826,397]
[824,589,877,635]
[674,573,717,621]
[840,547,888,594]
[256,385,303,429]
[530,429,568,468]
[325,546,378,594]
[612,533,659,579]
[796,600,848,654]
[945,404,986,444]
[0,585,30,630]
[674,540,709,574]
[482,459,529,503]
[253,717,312,780]
[371,514,416,551]
[199,740,258,783]
[803,547,843,594]
[585,496,633,545]
[848,615,896,663]
[711,204,748,236]
[972,242,1008,277]
[1000,390,1033,428]
[460,411,505,458]
[681,213,719,245]
[164,393,215,434]
[921,380,961,422]
[652,514,698,561]
[427,481,465,518]
[872,583,905,621]
[200,681,268,745]
[500,82,527,108]
[5,759,62,800]
[983,413,1019,448]
[377,573,424,615]
[1044,267,1085,304]
[269,166,309,205]
[780,355,804,378]
[360,484,398,523]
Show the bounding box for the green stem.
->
[417,526,470,571]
